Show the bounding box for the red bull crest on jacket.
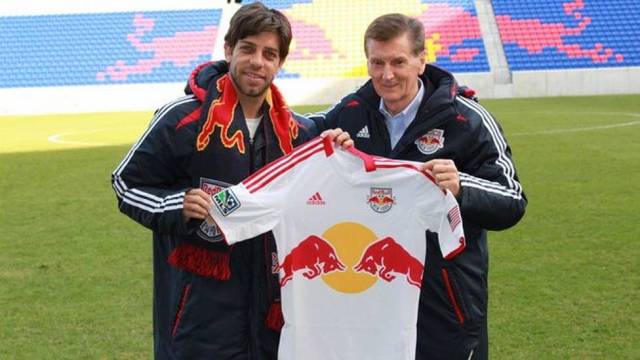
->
[415,128,445,155]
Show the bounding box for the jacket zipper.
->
[171,283,192,337]
[441,268,465,325]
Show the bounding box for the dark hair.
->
[364,13,425,56]
[224,2,293,60]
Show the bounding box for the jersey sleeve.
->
[426,191,466,260]
[207,182,283,245]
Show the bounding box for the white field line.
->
[511,120,640,136]
[47,124,146,146]
[498,111,640,136]
[47,112,640,145]
[47,129,109,146]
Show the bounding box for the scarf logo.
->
[197,75,245,153]
[196,73,299,156]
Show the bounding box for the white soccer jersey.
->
[208,136,466,360]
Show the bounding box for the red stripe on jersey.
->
[243,137,324,188]
[246,147,324,193]
[246,145,325,193]
[346,145,376,171]
[374,163,444,194]
[322,135,334,156]
[244,141,323,191]
[443,236,466,260]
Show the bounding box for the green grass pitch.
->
[1,95,639,358]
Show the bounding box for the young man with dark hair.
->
[112,2,349,359]
[310,13,527,360]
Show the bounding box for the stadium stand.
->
[0,10,220,87]
[255,0,490,77]
[492,0,640,70]
[0,1,490,89]
[1,0,639,114]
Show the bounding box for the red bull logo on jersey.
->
[279,223,424,293]
[278,235,346,287]
[354,237,423,289]
[415,129,445,155]
[367,188,396,213]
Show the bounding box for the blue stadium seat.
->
[493,0,640,71]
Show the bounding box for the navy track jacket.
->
[309,64,527,359]
[112,61,314,359]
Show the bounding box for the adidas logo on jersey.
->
[356,126,370,138]
[306,192,326,205]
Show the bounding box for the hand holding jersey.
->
[183,188,213,221]
[421,159,461,197]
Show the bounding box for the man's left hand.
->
[421,159,460,197]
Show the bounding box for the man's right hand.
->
[182,188,213,221]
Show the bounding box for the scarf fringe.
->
[167,242,231,280]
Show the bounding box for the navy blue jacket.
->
[310,64,527,359]
[112,61,314,359]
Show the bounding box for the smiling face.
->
[366,33,425,115]
[225,31,283,101]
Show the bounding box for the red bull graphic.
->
[415,129,445,155]
[320,222,380,293]
[288,19,340,62]
[96,13,218,82]
[279,222,425,293]
[494,0,626,68]
[354,236,424,289]
[280,0,489,77]
[278,235,346,287]
[367,187,396,213]
[417,3,484,64]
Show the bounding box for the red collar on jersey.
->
[323,136,376,172]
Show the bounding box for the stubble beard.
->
[229,68,271,99]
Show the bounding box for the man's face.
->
[225,31,283,99]
[366,33,425,114]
